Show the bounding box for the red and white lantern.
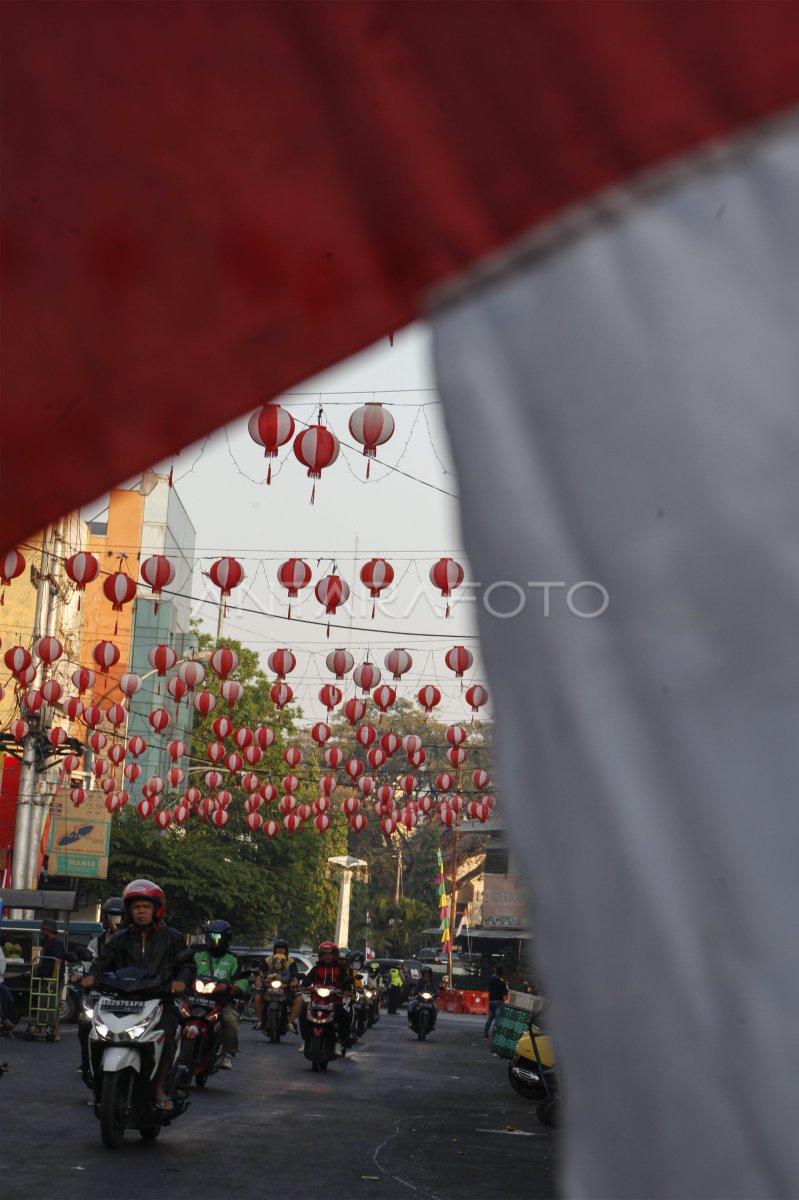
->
[314,812,331,834]
[103,571,137,616]
[367,746,387,769]
[41,679,62,706]
[248,404,295,484]
[348,404,395,477]
[65,551,100,598]
[349,812,368,833]
[178,660,205,691]
[355,723,377,748]
[380,815,398,837]
[24,689,44,713]
[246,811,264,832]
[155,809,172,830]
[210,646,239,679]
[167,739,186,760]
[10,718,29,740]
[269,682,292,710]
[325,648,353,679]
[315,575,350,636]
[342,795,360,815]
[128,735,147,757]
[232,726,253,749]
[148,644,177,676]
[358,775,374,796]
[344,697,366,726]
[319,684,343,712]
[277,558,312,617]
[260,782,279,805]
[221,679,243,708]
[360,556,395,617]
[384,648,412,681]
[353,661,380,693]
[255,725,275,750]
[283,745,303,768]
[124,762,142,784]
[106,703,127,728]
[108,743,127,765]
[49,726,68,749]
[34,635,63,664]
[293,424,340,501]
[140,555,176,612]
[430,557,464,617]
[88,729,107,754]
[439,805,455,827]
[119,672,142,699]
[444,645,473,678]
[324,746,344,769]
[268,648,297,679]
[282,773,300,795]
[70,786,86,807]
[344,757,364,781]
[209,557,244,598]
[243,745,263,767]
[1,549,26,597]
[408,748,426,768]
[372,685,396,714]
[4,645,31,675]
[465,684,489,714]
[207,742,226,764]
[263,819,280,839]
[225,751,243,774]
[380,732,401,756]
[447,746,467,768]
[402,734,422,755]
[148,707,170,733]
[436,772,455,793]
[401,775,415,795]
[71,666,95,693]
[212,715,234,740]
[83,703,104,728]
[212,808,230,830]
[311,722,331,746]
[417,685,441,715]
[320,775,338,797]
[283,812,301,833]
[446,724,468,747]
[137,799,154,820]
[92,639,119,674]
[167,677,187,705]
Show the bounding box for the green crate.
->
[490,1004,533,1060]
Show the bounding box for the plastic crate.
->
[506,989,546,1015]
[490,1004,533,1060]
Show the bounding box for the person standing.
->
[483,964,508,1039]
[388,962,405,1014]
[35,918,65,1040]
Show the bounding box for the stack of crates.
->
[490,990,546,1059]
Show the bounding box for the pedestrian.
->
[388,962,404,1013]
[36,918,65,1040]
[483,964,508,1039]
[0,942,19,1036]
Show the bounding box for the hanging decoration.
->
[210,646,239,679]
[243,745,263,767]
[417,684,442,715]
[1,548,26,603]
[380,731,401,756]
[10,718,30,741]
[353,661,380,693]
[103,570,137,632]
[446,724,468,747]
[209,557,244,615]
[293,423,340,504]
[207,741,226,764]
[92,639,120,674]
[220,679,243,707]
[167,739,186,760]
[277,557,312,618]
[167,676,187,705]
[314,812,331,834]
[248,404,296,484]
[270,681,293,710]
[106,703,128,727]
[429,557,465,618]
[255,725,275,750]
[148,707,171,733]
[355,723,377,748]
[260,782,279,805]
[65,551,99,607]
[14,664,36,687]
[350,812,368,833]
[372,684,396,715]
[384,648,412,681]
[408,748,426,768]
[447,746,467,768]
[402,733,422,754]
[140,554,175,613]
[71,666,95,693]
[108,743,127,765]
[465,684,489,716]
[311,721,331,745]
[63,697,84,722]
[367,746,387,769]
[41,678,62,705]
[82,703,104,728]
[283,745,303,768]
[24,690,44,714]
[193,690,216,717]
[344,697,366,726]
[319,683,343,712]
[348,403,395,477]
[148,644,177,676]
[128,735,147,757]
[268,648,296,679]
[49,726,68,749]
[34,636,63,665]
[4,645,31,675]
[324,746,344,769]
[472,768,491,790]
[344,757,365,781]
[177,660,205,691]
[263,819,280,839]
[119,672,142,698]
[315,574,350,637]
[326,648,354,679]
[359,557,395,617]
[212,715,234,740]
[444,644,473,680]
[232,726,253,749]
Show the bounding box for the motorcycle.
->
[508,1022,560,1126]
[261,973,290,1043]
[178,976,231,1086]
[351,980,368,1039]
[86,968,189,1148]
[302,984,348,1072]
[363,980,380,1028]
[407,990,437,1040]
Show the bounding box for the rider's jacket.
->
[303,961,351,991]
[193,949,249,990]
[93,925,194,986]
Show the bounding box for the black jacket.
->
[93,924,194,987]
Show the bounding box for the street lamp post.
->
[326,855,368,949]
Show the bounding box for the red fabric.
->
[3,1,799,551]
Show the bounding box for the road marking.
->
[475,1128,543,1137]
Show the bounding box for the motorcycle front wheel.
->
[266,1009,280,1043]
[99,1068,134,1149]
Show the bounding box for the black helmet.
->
[102,897,125,932]
[273,937,289,954]
[421,965,433,977]
[207,919,232,957]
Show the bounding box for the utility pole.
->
[394,843,403,903]
[447,764,463,984]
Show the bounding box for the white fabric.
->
[433,126,799,1200]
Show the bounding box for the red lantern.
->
[242,772,260,793]
[128,735,147,757]
[212,808,230,829]
[320,775,337,796]
[215,789,233,809]
[342,795,360,816]
[283,812,301,833]
[177,660,205,691]
[225,751,243,774]
[92,639,120,674]
[408,749,426,768]
[99,776,117,794]
[119,672,142,698]
[4,646,30,675]
[372,685,396,714]
[376,784,394,807]
[465,684,489,714]
[293,424,340,502]
[212,715,234,740]
[380,732,401,757]
[166,677,187,705]
[243,744,263,768]
[325,648,353,679]
[232,726,253,749]
[268,648,296,679]
[446,725,468,747]
[14,664,36,687]
[315,795,331,813]
[314,812,331,834]
[277,558,312,618]
[246,811,264,832]
[349,404,395,477]
[263,819,280,839]
[221,680,243,708]
[10,718,29,740]
[207,742,226,764]
[167,739,186,759]
[380,816,398,837]
[106,794,123,814]
[315,575,350,636]
[355,724,377,749]
[108,743,127,765]
[359,557,395,617]
[358,775,374,796]
[349,812,368,833]
[199,798,214,820]
[191,691,215,718]
[65,551,100,600]
[401,808,418,831]
[270,682,293,710]
[319,684,343,712]
[436,772,455,793]
[311,722,331,746]
[282,774,300,795]
[324,746,344,769]
[148,707,170,733]
[402,734,422,754]
[255,725,275,750]
[1,550,26,598]
[41,679,62,706]
[210,646,239,679]
[93,759,110,779]
[367,746,387,769]
[482,794,495,810]
[49,726,68,749]
[124,762,142,784]
[155,809,172,830]
[209,557,244,598]
[279,794,297,815]
[70,786,86,807]
[439,805,455,827]
[184,786,202,806]
[148,644,177,676]
[344,697,366,726]
[344,757,364,781]
[401,774,416,795]
[248,404,296,483]
[24,689,44,714]
[430,557,464,617]
[384,648,412,681]
[444,645,473,679]
[34,635,63,664]
[83,703,104,728]
[475,804,490,824]
[87,729,107,754]
[204,769,224,790]
[103,571,137,622]
[245,794,263,812]
[417,685,441,715]
[447,746,466,768]
[260,782,278,805]
[106,703,128,727]
[173,805,190,825]
[71,666,95,693]
[140,555,175,613]
[451,794,465,813]
[353,662,380,693]
[144,775,165,797]
[283,745,302,768]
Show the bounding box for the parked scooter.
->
[178,976,232,1086]
[87,968,189,1147]
[508,1022,559,1126]
[407,989,437,1040]
[302,984,347,1072]
[260,972,290,1043]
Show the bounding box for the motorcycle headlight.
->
[316,987,331,998]
[195,980,216,994]
[420,992,433,1001]
[126,1009,162,1039]
[270,979,283,989]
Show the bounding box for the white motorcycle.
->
[86,968,189,1148]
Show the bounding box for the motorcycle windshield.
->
[96,967,165,995]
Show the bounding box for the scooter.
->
[87,968,189,1148]
[178,977,231,1086]
[508,1022,560,1126]
[407,990,437,1040]
[261,973,290,1043]
[363,980,380,1028]
[302,984,347,1072]
[351,982,368,1039]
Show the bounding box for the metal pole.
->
[334,867,353,948]
[394,844,403,903]
[216,594,224,642]
[447,764,463,984]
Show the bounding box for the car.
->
[368,957,424,1002]
[417,946,460,965]
[230,945,313,979]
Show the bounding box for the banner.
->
[47,789,111,879]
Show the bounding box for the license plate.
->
[99,999,145,1015]
[190,996,218,1009]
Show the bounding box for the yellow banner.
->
[47,788,111,879]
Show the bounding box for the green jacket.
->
[193,949,249,991]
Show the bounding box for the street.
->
[0,1011,557,1200]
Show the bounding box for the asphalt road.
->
[0,1010,558,1200]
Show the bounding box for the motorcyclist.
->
[291,941,353,1050]
[82,879,194,1112]
[254,937,298,1031]
[76,897,126,1084]
[408,965,438,1029]
[192,920,249,1069]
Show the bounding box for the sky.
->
[84,323,486,727]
